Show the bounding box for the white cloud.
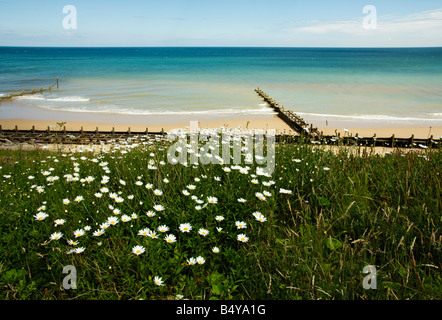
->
[288,8,442,47]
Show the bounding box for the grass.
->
[0,133,440,300]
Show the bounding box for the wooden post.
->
[80,127,83,134]
[428,135,433,148]
[32,125,35,134]
[391,134,395,148]
[15,125,18,132]
[410,134,414,147]
[56,77,59,89]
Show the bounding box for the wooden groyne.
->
[0,124,439,149]
[0,125,164,146]
[255,88,320,135]
[0,78,59,102]
[255,88,440,149]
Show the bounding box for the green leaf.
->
[318,196,331,208]
[325,237,343,251]
[212,284,225,295]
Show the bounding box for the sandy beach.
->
[1,117,441,140]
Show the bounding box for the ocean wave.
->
[16,95,90,102]
[33,103,276,116]
[296,112,442,122]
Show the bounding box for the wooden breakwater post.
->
[254,88,320,137]
[0,77,59,103]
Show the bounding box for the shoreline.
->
[0,118,441,140]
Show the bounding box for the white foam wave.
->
[296,112,442,123]
[48,96,91,102]
[16,95,90,102]
[34,104,276,116]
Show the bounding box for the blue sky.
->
[0,0,441,47]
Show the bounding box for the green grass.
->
[0,136,440,300]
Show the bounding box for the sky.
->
[0,0,441,47]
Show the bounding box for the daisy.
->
[237,198,247,203]
[93,229,105,237]
[157,225,169,233]
[196,256,205,265]
[251,179,259,184]
[132,245,145,255]
[263,191,272,197]
[131,213,138,220]
[135,181,143,186]
[198,228,209,237]
[107,216,119,226]
[73,229,85,238]
[222,167,231,173]
[148,230,158,239]
[62,199,70,205]
[186,184,196,190]
[74,247,85,254]
[100,222,110,230]
[216,227,223,232]
[255,192,266,201]
[74,196,84,203]
[279,188,293,194]
[153,204,165,212]
[153,189,163,196]
[145,183,153,189]
[164,234,177,243]
[94,193,103,198]
[154,276,164,286]
[237,233,249,243]
[34,212,49,221]
[146,211,156,218]
[235,221,247,229]
[182,190,190,196]
[215,215,224,222]
[212,247,220,253]
[207,196,218,204]
[252,211,267,223]
[54,219,65,226]
[239,167,249,175]
[138,228,151,236]
[100,187,109,193]
[112,208,121,215]
[179,223,192,233]
[121,215,132,222]
[187,257,196,265]
[50,232,63,241]
[115,197,124,204]
[67,239,79,246]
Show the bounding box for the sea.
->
[0,47,441,127]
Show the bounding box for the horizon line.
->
[1,45,442,49]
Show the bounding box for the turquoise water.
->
[0,47,441,126]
